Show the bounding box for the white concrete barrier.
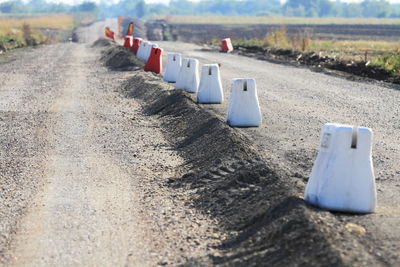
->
[184,58,199,93]
[175,58,189,90]
[164,53,182,83]
[197,64,224,104]
[137,41,148,61]
[175,58,199,93]
[304,123,377,213]
[227,78,262,127]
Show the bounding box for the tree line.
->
[1,0,400,19]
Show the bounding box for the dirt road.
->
[0,42,221,265]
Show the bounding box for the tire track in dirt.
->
[0,44,71,264]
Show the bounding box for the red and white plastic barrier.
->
[144,47,163,74]
[130,38,142,55]
[221,38,233,53]
[105,27,116,41]
[145,43,158,62]
[123,36,133,49]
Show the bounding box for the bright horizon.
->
[2,0,400,4]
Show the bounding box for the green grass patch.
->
[373,53,400,74]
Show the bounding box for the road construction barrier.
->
[175,58,199,93]
[105,27,115,41]
[227,78,261,127]
[175,58,189,90]
[123,36,133,49]
[197,64,224,104]
[137,41,148,61]
[185,58,199,93]
[221,38,233,53]
[145,43,158,62]
[126,22,134,36]
[130,38,142,55]
[144,47,163,74]
[164,53,182,83]
[117,16,124,39]
[304,123,377,213]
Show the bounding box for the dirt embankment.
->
[100,42,387,266]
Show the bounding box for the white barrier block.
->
[197,64,224,104]
[137,41,148,61]
[175,58,199,93]
[175,58,189,90]
[184,58,199,93]
[227,78,262,127]
[164,53,182,83]
[304,123,377,213]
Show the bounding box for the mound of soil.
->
[92,38,114,48]
[99,45,143,71]
[118,72,380,266]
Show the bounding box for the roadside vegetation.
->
[0,14,75,52]
[216,27,400,76]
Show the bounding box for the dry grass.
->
[263,26,291,49]
[229,27,400,73]
[309,40,400,62]
[0,14,74,51]
[0,14,74,35]
[153,15,400,25]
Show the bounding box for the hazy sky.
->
[2,0,400,4]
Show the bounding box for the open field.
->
[0,14,75,51]
[166,23,400,43]
[226,32,400,72]
[153,15,400,25]
[147,18,400,75]
[0,14,74,32]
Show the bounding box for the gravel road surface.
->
[0,41,221,266]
